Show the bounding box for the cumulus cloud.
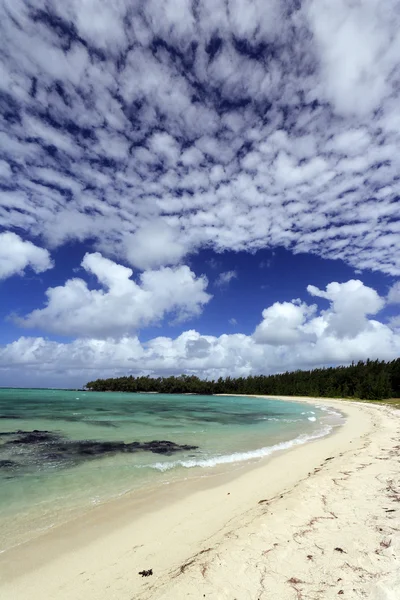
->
[0,232,53,280]
[0,1,399,275]
[2,279,399,386]
[16,253,211,338]
[307,280,385,338]
[253,300,317,345]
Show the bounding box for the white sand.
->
[1,396,399,600]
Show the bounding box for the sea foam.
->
[147,422,333,472]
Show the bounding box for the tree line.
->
[86,358,400,400]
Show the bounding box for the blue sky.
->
[0,0,399,387]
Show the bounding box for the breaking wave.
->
[148,423,334,472]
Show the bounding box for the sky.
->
[0,0,399,388]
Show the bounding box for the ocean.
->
[0,388,344,552]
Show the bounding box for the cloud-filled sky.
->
[0,0,399,387]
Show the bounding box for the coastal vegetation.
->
[86,358,400,400]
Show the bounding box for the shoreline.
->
[1,396,399,599]
[0,395,337,555]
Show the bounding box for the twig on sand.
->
[386,479,400,502]
[173,548,213,578]
[287,577,305,600]
[262,542,279,556]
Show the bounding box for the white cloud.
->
[0,1,399,276]
[387,282,400,304]
[2,279,399,387]
[215,270,237,287]
[0,4,398,390]
[307,280,385,338]
[307,0,400,116]
[0,160,12,178]
[16,253,211,338]
[0,232,53,280]
[123,221,188,270]
[253,300,317,345]
[388,315,400,329]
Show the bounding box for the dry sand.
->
[1,396,399,600]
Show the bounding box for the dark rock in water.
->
[6,430,61,445]
[138,440,198,455]
[0,429,199,475]
[42,451,71,462]
[127,441,141,449]
[75,440,126,456]
[72,439,198,457]
[0,415,21,419]
[0,459,19,470]
[0,430,38,438]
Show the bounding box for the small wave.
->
[308,416,316,422]
[147,424,333,472]
[256,417,300,423]
[315,405,344,419]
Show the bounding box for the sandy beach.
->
[1,396,399,600]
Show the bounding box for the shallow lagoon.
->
[0,388,343,550]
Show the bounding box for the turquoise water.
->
[0,389,343,551]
